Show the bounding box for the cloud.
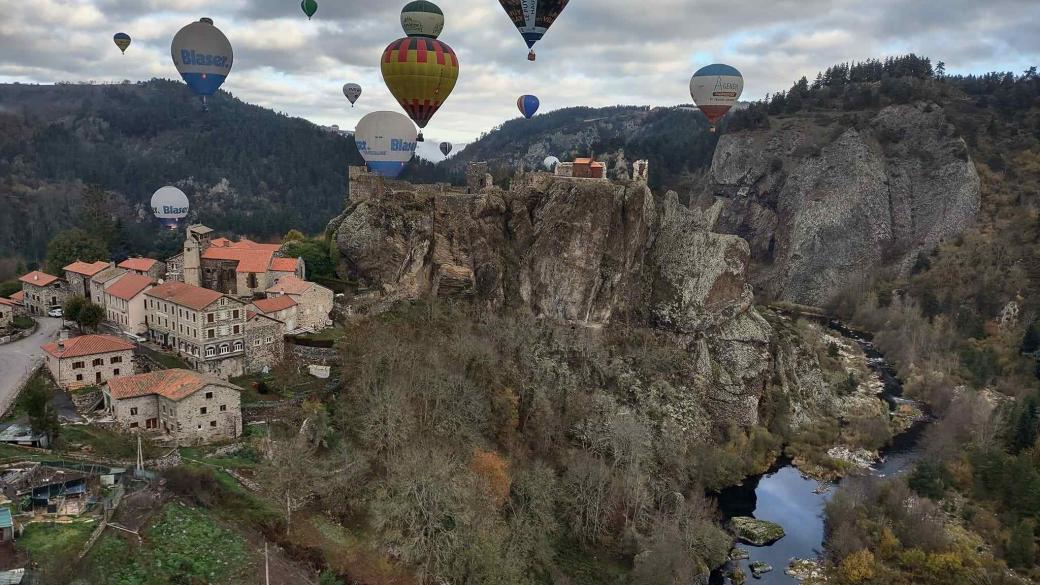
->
[0,0,1037,142]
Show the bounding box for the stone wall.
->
[289,343,338,364]
[245,317,284,373]
[50,348,134,390]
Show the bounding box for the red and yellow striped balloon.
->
[381,36,459,141]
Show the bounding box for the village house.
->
[0,298,14,329]
[118,257,166,281]
[165,252,184,282]
[180,224,304,297]
[265,276,334,331]
[249,295,298,332]
[63,260,112,299]
[104,273,155,335]
[144,281,247,378]
[244,311,285,373]
[42,334,135,389]
[103,369,242,444]
[89,265,127,308]
[18,271,65,316]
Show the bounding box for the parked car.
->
[47,307,63,318]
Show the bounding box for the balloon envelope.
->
[439,142,452,156]
[381,37,459,139]
[113,33,131,54]
[355,111,417,178]
[301,0,318,19]
[498,0,569,59]
[543,156,560,171]
[689,64,743,127]
[517,95,539,119]
[151,186,190,229]
[171,18,233,98]
[401,0,444,38]
[343,83,362,106]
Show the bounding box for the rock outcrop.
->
[729,516,786,546]
[329,169,842,431]
[706,102,980,306]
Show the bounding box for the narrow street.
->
[0,317,63,415]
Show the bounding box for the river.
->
[709,320,930,584]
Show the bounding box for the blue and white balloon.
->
[171,18,233,109]
[354,111,417,178]
[151,186,190,229]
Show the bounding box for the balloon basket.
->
[528,51,536,61]
[709,126,716,133]
[416,133,424,142]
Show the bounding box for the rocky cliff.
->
[705,102,980,306]
[328,170,838,432]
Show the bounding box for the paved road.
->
[0,317,63,415]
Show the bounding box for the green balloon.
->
[301,0,317,19]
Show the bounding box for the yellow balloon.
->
[381,36,459,140]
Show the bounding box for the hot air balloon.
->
[171,18,233,110]
[301,0,318,20]
[439,141,452,157]
[151,186,190,229]
[113,33,131,54]
[355,111,417,178]
[381,35,459,142]
[543,156,560,171]
[689,64,744,132]
[401,0,444,38]
[343,83,362,107]
[498,0,569,61]
[517,95,539,119]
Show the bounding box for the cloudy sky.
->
[2,0,1038,148]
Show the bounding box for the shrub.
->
[836,549,876,583]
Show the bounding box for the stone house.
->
[90,266,127,308]
[118,257,166,281]
[42,334,135,389]
[103,369,242,444]
[144,281,247,379]
[104,273,154,335]
[265,276,334,331]
[249,295,298,332]
[0,297,15,329]
[165,253,185,282]
[63,260,112,299]
[244,312,284,373]
[180,224,304,297]
[19,271,66,315]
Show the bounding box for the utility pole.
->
[136,434,144,473]
[265,540,270,585]
[286,490,291,537]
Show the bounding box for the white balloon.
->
[543,156,560,171]
[171,18,233,100]
[355,111,417,178]
[151,186,190,228]
[343,83,362,106]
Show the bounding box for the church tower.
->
[182,224,213,287]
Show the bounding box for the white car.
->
[47,308,63,318]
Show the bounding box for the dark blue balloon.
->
[517,94,540,119]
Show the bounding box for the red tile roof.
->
[106,274,154,301]
[117,257,158,272]
[252,296,297,314]
[145,281,224,311]
[9,291,24,303]
[266,276,312,295]
[41,334,134,359]
[0,297,14,307]
[574,158,593,164]
[202,247,273,273]
[107,369,239,402]
[63,260,110,277]
[19,271,59,287]
[270,257,300,272]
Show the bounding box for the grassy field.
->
[86,502,250,584]
[17,521,95,575]
[57,425,166,460]
[136,345,191,370]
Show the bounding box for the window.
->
[207,330,215,339]
[198,424,202,430]
[110,356,122,364]
[130,407,138,415]
[76,374,83,381]
[233,325,240,334]
[92,358,104,366]
[200,407,207,414]
[220,404,227,412]
[113,368,120,376]
[210,421,217,428]
[233,340,243,352]
[130,422,139,429]
[146,418,157,429]
[233,310,239,319]
[205,347,215,357]
[205,392,213,400]
[72,361,84,369]
[208,313,214,323]
[219,344,229,355]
